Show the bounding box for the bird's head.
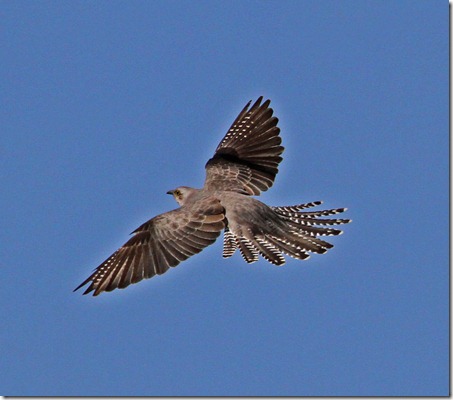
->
[166,186,198,206]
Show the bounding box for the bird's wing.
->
[204,97,284,196]
[74,197,225,296]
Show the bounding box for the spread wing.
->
[204,97,284,196]
[74,198,225,296]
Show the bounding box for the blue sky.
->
[1,1,448,396]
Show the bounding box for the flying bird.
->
[75,97,351,296]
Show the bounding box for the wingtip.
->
[73,279,95,296]
[249,96,268,110]
[73,282,84,293]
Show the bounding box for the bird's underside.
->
[75,97,351,296]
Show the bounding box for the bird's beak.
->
[166,190,174,195]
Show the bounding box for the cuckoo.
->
[75,97,351,296]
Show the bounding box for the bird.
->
[74,97,351,296]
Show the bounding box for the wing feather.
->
[204,97,284,195]
[74,198,225,296]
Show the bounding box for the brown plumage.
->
[75,97,351,296]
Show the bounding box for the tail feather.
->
[237,237,259,263]
[291,217,351,226]
[273,205,347,217]
[284,219,344,236]
[254,237,286,265]
[223,229,237,258]
[272,201,323,212]
[221,201,351,266]
[296,208,348,217]
[290,230,334,251]
[265,235,310,260]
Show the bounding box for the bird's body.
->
[75,97,351,296]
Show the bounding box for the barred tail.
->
[222,201,351,265]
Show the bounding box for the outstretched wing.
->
[204,97,284,196]
[74,198,225,296]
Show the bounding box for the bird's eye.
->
[174,190,181,197]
